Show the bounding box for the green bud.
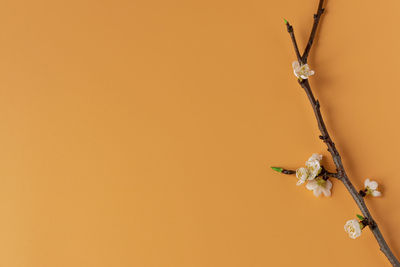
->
[271,167,283,173]
[356,214,364,221]
[283,18,288,24]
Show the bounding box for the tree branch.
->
[283,1,400,266]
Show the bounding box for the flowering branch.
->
[276,0,400,266]
[271,166,339,179]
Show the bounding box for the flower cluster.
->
[271,154,385,240]
[295,154,322,185]
[295,153,332,197]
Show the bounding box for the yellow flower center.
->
[316,177,326,187]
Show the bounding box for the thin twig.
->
[280,167,339,179]
[285,21,302,63]
[283,1,400,266]
[301,0,325,63]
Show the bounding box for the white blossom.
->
[292,61,315,80]
[305,153,322,180]
[295,153,323,186]
[344,219,362,239]
[296,167,309,186]
[364,179,382,197]
[306,177,332,197]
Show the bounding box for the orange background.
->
[1,0,400,266]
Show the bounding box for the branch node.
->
[361,218,370,228]
[319,135,328,141]
[369,220,377,229]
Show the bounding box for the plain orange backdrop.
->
[1,0,400,266]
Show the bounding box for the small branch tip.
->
[271,167,283,173]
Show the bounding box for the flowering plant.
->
[270,1,399,266]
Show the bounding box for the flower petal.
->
[310,153,322,161]
[325,180,333,190]
[296,167,309,186]
[372,190,382,197]
[306,180,318,190]
[322,187,331,197]
[313,187,322,197]
[368,181,378,190]
[292,61,300,69]
[364,178,370,188]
